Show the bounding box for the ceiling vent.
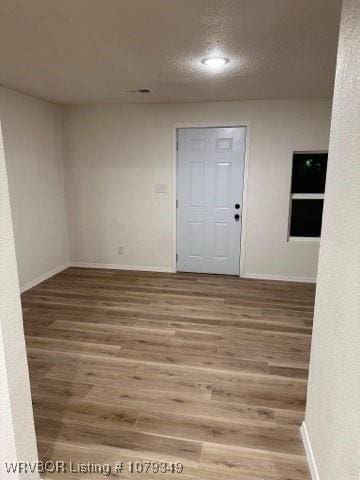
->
[123,88,151,95]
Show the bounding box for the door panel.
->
[212,222,229,259]
[177,127,246,275]
[215,162,231,208]
[189,221,203,257]
[189,162,205,207]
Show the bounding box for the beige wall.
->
[0,87,332,282]
[0,86,69,290]
[0,121,38,479]
[62,99,331,280]
[305,1,360,479]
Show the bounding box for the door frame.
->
[172,121,251,277]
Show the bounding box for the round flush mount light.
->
[201,57,229,68]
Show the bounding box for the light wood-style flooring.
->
[22,267,314,479]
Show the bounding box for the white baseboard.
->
[242,272,316,284]
[301,422,320,480]
[70,262,173,273]
[19,263,315,288]
[20,262,70,293]
[69,265,315,281]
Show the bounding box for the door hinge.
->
[176,253,178,262]
[176,199,179,208]
[176,141,179,151]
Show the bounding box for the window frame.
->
[287,151,327,242]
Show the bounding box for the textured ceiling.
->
[0,0,341,104]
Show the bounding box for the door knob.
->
[234,214,240,221]
[235,203,240,209]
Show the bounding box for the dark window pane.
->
[291,153,328,193]
[290,199,324,237]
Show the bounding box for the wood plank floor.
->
[22,267,315,479]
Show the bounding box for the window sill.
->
[288,236,321,242]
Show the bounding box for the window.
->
[289,152,328,239]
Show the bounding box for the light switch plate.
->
[156,183,168,193]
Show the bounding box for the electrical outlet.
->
[118,246,124,255]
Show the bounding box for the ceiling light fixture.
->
[201,57,229,68]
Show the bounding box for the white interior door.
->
[177,127,246,275]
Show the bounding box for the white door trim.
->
[172,121,251,277]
